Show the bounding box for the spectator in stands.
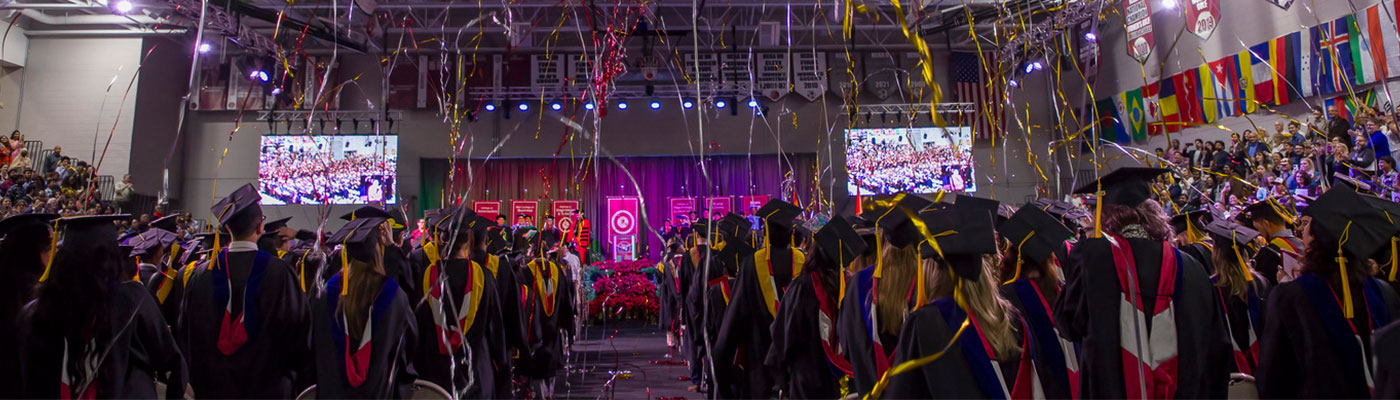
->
[1287,121,1307,146]
[0,138,11,167]
[1327,106,1352,144]
[56,157,74,180]
[1242,130,1270,159]
[9,149,29,170]
[1366,119,1391,167]
[43,145,61,174]
[114,174,133,211]
[7,131,21,158]
[1352,134,1378,177]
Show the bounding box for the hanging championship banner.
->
[607,196,640,236]
[739,195,770,214]
[1264,0,1292,10]
[473,200,502,221]
[827,53,859,98]
[792,52,826,101]
[721,53,753,93]
[612,235,636,261]
[705,196,733,218]
[683,53,720,86]
[1184,0,1221,41]
[756,53,791,101]
[512,200,539,226]
[530,54,564,96]
[551,200,580,234]
[565,54,593,94]
[864,52,898,100]
[1123,0,1155,63]
[902,53,929,102]
[669,197,697,223]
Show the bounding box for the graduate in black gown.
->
[1169,210,1214,273]
[176,183,313,397]
[766,215,867,399]
[126,228,178,285]
[0,213,56,398]
[519,234,576,398]
[1239,197,1305,284]
[15,215,188,399]
[1256,185,1400,397]
[1201,219,1271,376]
[996,202,1080,399]
[412,207,510,398]
[656,241,685,353]
[339,206,416,299]
[1374,320,1400,398]
[312,216,420,398]
[713,200,805,398]
[258,216,295,258]
[883,207,1042,399]
[1055,167,1231,399]
[680,218,715,390]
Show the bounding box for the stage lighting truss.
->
[257,110,404,134]
[842,103,974,126]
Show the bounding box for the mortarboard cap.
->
[999,204,1075,266]
[55,214,130,249]
[210,183,261,226]
[690,218,713,238]
[150,214,180,232]
[386,208,408,230]
[716,213,749,240]
[814,216,867,268]
[263,216,292,233]
[1170,210,1214,234]
[917,208,998,281]
[126,228,178,258]
[328,217,386,262]
[0,213,57,237]
[756,199,802,229]
[1204,219,1260,251]
[295,229,318,241]
[1237,197,1296,226]
[860,193,934,248]
[1073,167,1170,207]
[1304,186,1398,259]
[1333,172,1374,193]
[341,205,395,222]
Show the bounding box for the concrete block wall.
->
[17,37,142,178]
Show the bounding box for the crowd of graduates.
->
[652,166,1400,399]
[0,182,581,399]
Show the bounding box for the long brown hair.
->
[1100,199,1174,241]
[997,245,1062,304]
[875,242,925,336]
[339,243,386,343]
[926,254,1021,359]
[1212,243,1259,298]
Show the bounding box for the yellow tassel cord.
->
[1003,232,1037,285]
[1231,232,1253,282]
[1390,238,1398,282]
[1093,189,1105,239]
[340,246,350,296]
[864,314,972,400]
[38,220,59,282]
[1336,221,1355,319]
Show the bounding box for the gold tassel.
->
[1390,238,1398,282]
[1003,232,1037,285]
[1094,189,1105,238]
[38,221,59,282]
[1336,221,1355,319]
[340,246,349,296]
[1232,232,1252,282]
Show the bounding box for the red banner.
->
[551,200,581,234]
[738,195,770,215]
[669,197,697,224]
[1122,0,1154,63]
[607,196,640,236]
[473,200,501,221]
[705,196,732,219]
[1184,0,1220,41]
[512,200,539,226]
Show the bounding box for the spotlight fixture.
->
[584,102,596,110]
[270,87,282,95]
[715,99,727,109]
[747,99,759,108]
[198,43,211,53]
[550,102,563,111]
[518,103,529,111]
[1084,32,1097,42]
[617,102,629,110]
[650,101,661,110]
[484,103,496,111]
[1033,61,1044,71]
[1008,79,1019,88]
[114,0,133,14]
[683,100,695,109]
[1024,63,1036,74]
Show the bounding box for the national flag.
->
[1386,0,1400,78]
[1315,16,1356,95]
[1159,75,1182,133]
[1208,57,1238,118]
[1299,27,1317,97]
[1352,5,1387,84]
[1113,92,1134,143]
[1234,51,1258,114]
[1124,88,1147,141]
[1195,65,1219,123]
[1248,43,1275,107]
[1326,96,1349,121]
[1143,82,1162,136]
[1094,98,1126,143]
[1176,70,1203,125]
[952,52,1005,139]
[1270,32,1300,105]
[1344,89,1376,118]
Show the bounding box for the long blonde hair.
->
[340,244,386,343]
[876,242,926,336]
[1212,244,1257,298]
[925,254,1021,360]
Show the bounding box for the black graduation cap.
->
[1072,167,1170,207]
[814,216,867,268]
[917,208,998,281]
[716,213,749,240]
[150,214,180,232]
[1304,185,1398,258]
[756,199,802,229]
[210,183,261,226]
[386,208,408,231]
[263,216,292,233]
[54,214,130,249]
[340,205,396,223]
[328,217,386,262]
[0,213,57,237]
[1333,172,1374,193]
[193,231,231,249]
[295,229,318,241]
[690,218,713,238]
[1236,197,1296,226]
[1034,198,1091,228]
[126,228,178,258]
[955,195,1001,217]
[1203,219,1260,252]
[1170,210,1213,235]
[860,193,934,248]
[998,203,1075,266]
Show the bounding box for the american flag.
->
[952,52,1005,139]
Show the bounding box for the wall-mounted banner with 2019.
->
[1184,0,1221,41]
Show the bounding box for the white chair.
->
[1228,372,1258,400]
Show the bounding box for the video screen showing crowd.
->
[5,166,1400,399]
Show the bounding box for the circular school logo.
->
[611,210,636,235]
[558,216,575,233]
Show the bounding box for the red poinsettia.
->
[589,260,660,319]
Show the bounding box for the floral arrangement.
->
[587,260,660,320]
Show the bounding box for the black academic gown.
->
[0,265,41,399]
[1054,237,1231,399]
[137,262,159,284]
[1000,278,1074,400]
[1179,242,1214,276]
[838,265,891,398]
[412,258,509,399]
[175,249,313,398]
[16,282,188,399]
[681,244,712,382]
[311,275,418,399]
[1374,320,1400,399]
[1214,276,1271,374]
[656,255,683,334]
[519,259,576,380]
[884,297,1030,399]
[1256,275,1400,398]
[1253,233,1301,285]
[384,243,416,302]
[712,246,798,399]
[764,272,843,399]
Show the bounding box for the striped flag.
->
[1352,4,1388,84]
[1177,70,1204,125]
[1300,26,1317,97]
[1314,16,1356,94]
[1143,82,1162,136]
[1095,98,1127,143]
[1386,0,1400,78]
[1270,32,1301,105]
[952,52,1004,139]
[1159,75,1182,133]
[1207,57,1238,118]
[1195,64,1219,123]
[1232,51,1257,114]
[1248,43,1275,107]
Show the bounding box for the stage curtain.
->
[420,154,818,260]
